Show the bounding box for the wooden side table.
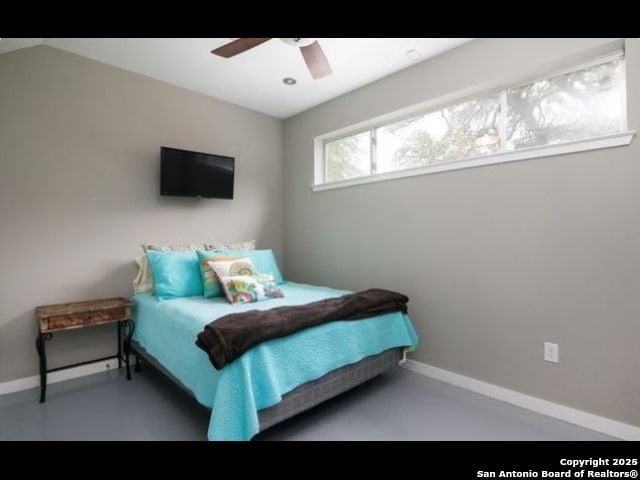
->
[35,297,134,403]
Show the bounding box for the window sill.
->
[311,131,636,193]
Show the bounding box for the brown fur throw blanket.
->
[196,288,409,370]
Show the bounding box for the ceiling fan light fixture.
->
[280,38,315,48]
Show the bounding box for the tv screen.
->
[160,146,234,199]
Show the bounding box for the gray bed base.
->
[129,340,403,436]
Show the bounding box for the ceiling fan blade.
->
[300,40,333,79]
[211,38,271,58]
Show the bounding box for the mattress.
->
[132,281,418,440]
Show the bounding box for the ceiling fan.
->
[211,38,333,80]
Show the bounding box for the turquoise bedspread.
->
[132,282,418,441]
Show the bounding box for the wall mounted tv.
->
[160,146,234,199]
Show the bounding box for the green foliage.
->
[392,98,499,169]
[506,60,621,149]
[325,136,367,182]
[324,59,621,178]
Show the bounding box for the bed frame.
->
[129,340,403,437]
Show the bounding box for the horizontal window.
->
[315,52,633,190]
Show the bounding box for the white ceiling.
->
[0,38,473,118]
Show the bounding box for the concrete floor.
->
[0,367,615,441]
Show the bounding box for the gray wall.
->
[283,38,640,427]
[0,46,284,383]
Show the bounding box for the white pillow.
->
[132,255,154,294]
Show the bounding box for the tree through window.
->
[321,55,625,185]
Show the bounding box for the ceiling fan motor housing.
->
[280,38,316,47]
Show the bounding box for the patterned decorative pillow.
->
[205,249,284,285]
[207,257,257,279]
[197,252,238,298]
[133,240,256,294]
[217,273,284,305]
[142,241,208,253]
[205,240,256,251]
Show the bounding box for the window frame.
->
[313,49,634,192]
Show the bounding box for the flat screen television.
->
[160,146,234,199]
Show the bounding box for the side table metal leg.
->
[117,321,122,369]
[36,333,51,403]
[123,320,135,381]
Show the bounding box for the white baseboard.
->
[402,359,640,441]
[0,358,119,396]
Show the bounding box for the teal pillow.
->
[197,249,284,299]
[146,250,203,300]
[197,250,242,298]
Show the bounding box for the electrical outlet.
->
[544,342,559,363]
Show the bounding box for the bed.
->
[130,281,418,441]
